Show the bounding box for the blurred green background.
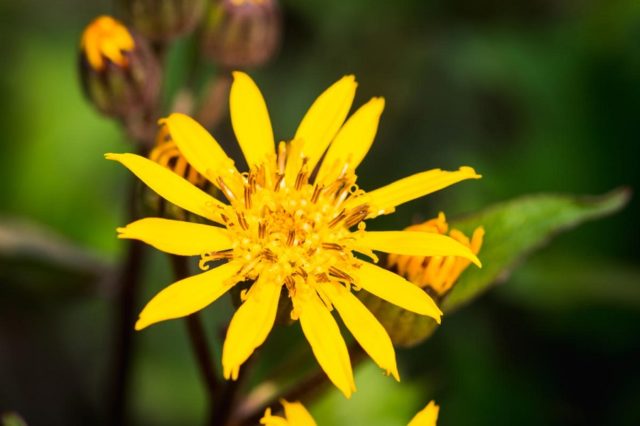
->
[1,0,639,425]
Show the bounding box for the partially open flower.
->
[388,213,484,297]
[202,0,281,68]
[117,0,205,41]
[79,16,161,119]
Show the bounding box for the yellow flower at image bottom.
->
[260,399,440,426]
[107,72,481,397]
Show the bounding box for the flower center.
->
[200,145,371,293]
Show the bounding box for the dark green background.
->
[0,0,638,425]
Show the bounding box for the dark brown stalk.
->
[170,255,220,425]
[108,178,147,426]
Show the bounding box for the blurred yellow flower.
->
[388,213,484,295]
[107,72,481,397]
[260,399,439,426]
[80,16,135,70]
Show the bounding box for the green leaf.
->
[442,188,630,312]
[0,218,113,306]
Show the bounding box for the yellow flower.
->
[107,72,481,397]
[388,213,484,295]
[260,399,439,426]
[261,400,318,426]
[80,16,135,71]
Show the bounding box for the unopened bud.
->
[118,0,205,41]
[202,0,281,68]
[79,16,161,119]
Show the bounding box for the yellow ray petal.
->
[359,230,481,267]
[366,167,481,216]
[316,97,385,183]
[294,75,357,171]
[353,261,442,323]
[161,113,239,186]
[408,401,440,426]
[282,400,317,426]
[222,277,282,380]
[135,261,241,330]
[106,153,225,223]
[322,283,399,381]
[230,71,276,167]
[297,292,355,398]
[117,218,232,256]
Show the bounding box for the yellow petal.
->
[316,97,385,183]
[297,292,355,398]
[106,153,225,223]
[322,283,399,381]
[230,71,276,167]
[135,261,241,330]
[161,113,238,185]
[359,230,481,267]
[222,277,281,380]
[282,400,317,426]
[117,218,232,256]
[294,75,357,171]
[366,167,481,216]
[408,400,440,426]
[353,261,442,323]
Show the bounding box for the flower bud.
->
[202,0,281,68]
[79,16,161,119]
[360,213,484,348]
[118,0,205,41]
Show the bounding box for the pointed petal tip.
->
[134,318,147,331]
[231,70,249,80]
[104,152,119,160]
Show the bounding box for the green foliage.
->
[443,188,630,312]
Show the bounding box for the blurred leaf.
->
[442,188,630,312]
[0,217,112,305]
[1,412,27,426]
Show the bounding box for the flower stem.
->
[169,255,220,425]
[108,178,147,426]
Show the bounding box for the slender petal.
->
[282,400,317,426]
[322,283,399,380]
[117,218,232,256]
[135,261,241,330]
[230,71,276,167]
[366,167,481,216]
[222,277,282,380]
[161,113,239,186]
[297,291,355,398]
[293,75,357,171]
[353,261,442,323]
[316,97,385,183]
[106,153,225,223]
[359,230,481,267]
[408,401,440,426]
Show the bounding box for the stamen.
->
[244,185,252,209]
[311,184,323,203]
[236,212,249,230]
[328,209,346,228]
[274,174,285,192]
[328,266,353,283]
[217,177,236,202]
[321,242,343,250]
[258,221,266,239]
[286,229,296,246]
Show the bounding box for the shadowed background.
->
[0,0,638,425]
